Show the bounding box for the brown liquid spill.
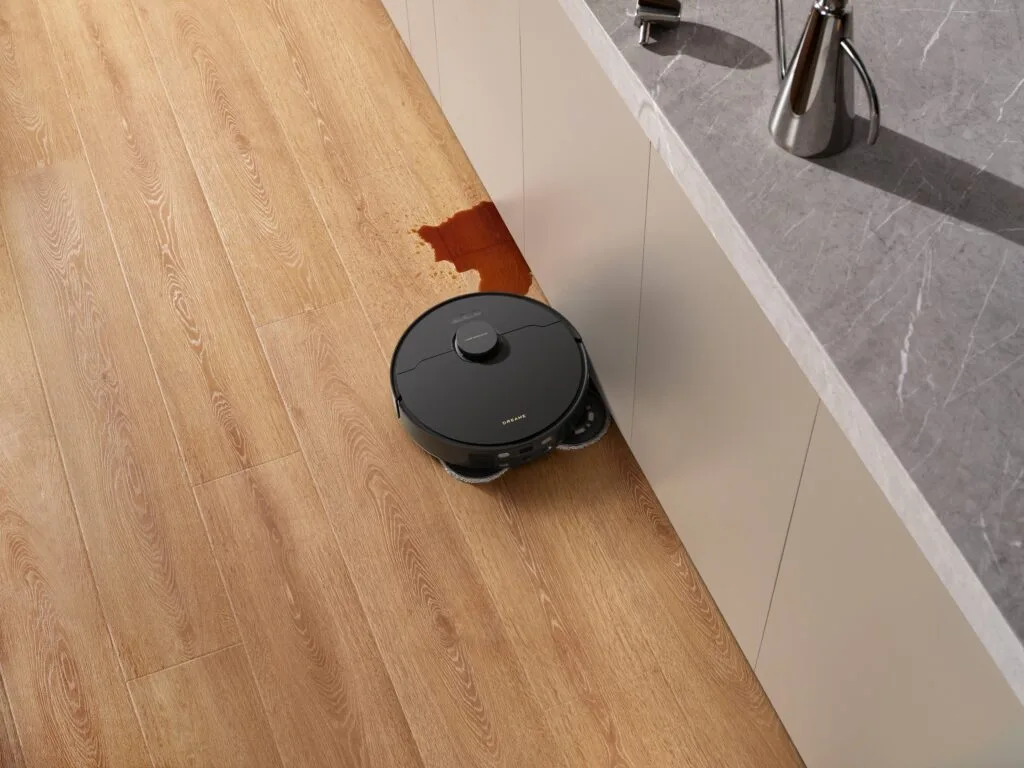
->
[415,201,532,294]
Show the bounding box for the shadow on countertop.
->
[646,21,771,70]
[817,120,1024,249]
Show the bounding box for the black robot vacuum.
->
[390,293,611,483]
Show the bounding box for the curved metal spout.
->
[775,0,788,80]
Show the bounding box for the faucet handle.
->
[839,39,880,145]
[633,0,682,46]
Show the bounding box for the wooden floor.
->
[0,0,803,764]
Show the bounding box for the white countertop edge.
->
[554,0,1024,706]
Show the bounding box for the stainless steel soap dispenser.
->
[769,0,880,157]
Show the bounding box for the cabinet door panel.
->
[434,0,524,248]
[633,153,818,661]
[407,0,441,100]
[758,407,1024,767]
[521,0,650,437]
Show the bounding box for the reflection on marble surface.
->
[577,0,1024,688]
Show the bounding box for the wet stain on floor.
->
[415,202,532,294]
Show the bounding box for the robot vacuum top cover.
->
[390,293,588,449]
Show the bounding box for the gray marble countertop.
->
[557,0,1024,701]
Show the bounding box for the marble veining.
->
[560,0,1024,701]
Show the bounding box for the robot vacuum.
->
[390,293,611,483]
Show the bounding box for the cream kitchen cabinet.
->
[433,0,525,249]
[757,407,1024,767]
[520,0,650,437]
[406,0,442,101]
[632,152,819,662]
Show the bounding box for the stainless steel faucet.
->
[633,0,682,45]
[769,0,880,157]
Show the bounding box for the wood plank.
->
[37,0,296,483]
[131,0,352,326]
[315,0,499,229]
[306,0,489,216]
[379,0,411,47]
[224,0,405,184]
[437,464,657,709]
[440,479,655,765]
[561,434,804,766]
[194,452,424,768]
[259,300,565,768]
[0,671,26,768]
[223,0,538,350]
[0,0,78,176]
[0,0,73,441]
[2,161,238,678]
[0,225,48,440]
[129,645,282,768]
[545,666,721,768]
[0,428,151,767]
[440,428,799,766]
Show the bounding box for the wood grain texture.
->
[0,0,78,176]
[2,161,238,678]
[442,432,800,767]
[446,447,654,688]
[0,428,151,767]
[37,0,296,483]
[0,226,48,441]
[439,462,657,745]
[194,453,424,768]
[545,666,721,768]
[129,645,282,768]
[571,434,804,766]
[0,670,26,768]
[259,300,564,768]
[223,0,540,350]
[224,0,404,184]
[300,0,486,217]
[0,0,74,441]
[132,0,352,326]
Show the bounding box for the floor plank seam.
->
[193,448,304,488]
[187,480,294,767]
[255,305,331,331]
[124,681,161,768]
[125,642,246,685]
